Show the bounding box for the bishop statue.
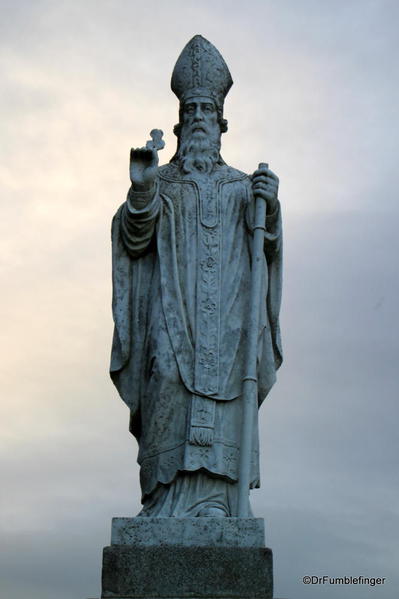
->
[110,35,282,518]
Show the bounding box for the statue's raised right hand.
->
[129,146,159,192]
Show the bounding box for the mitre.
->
[171,35,233,108]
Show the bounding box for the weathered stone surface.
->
[110,34,283,517]
[111,517,265,547]
[101,545,273,599]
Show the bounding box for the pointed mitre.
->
[171,35,233,108]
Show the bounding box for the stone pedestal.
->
[98,517,273,599]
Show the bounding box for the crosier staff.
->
[237,162,278,517]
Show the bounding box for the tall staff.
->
[237,162,269,517]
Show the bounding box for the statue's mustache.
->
[179,129,220,149]
[191,124,208,133]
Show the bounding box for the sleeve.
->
[120,183,161,258]
[264,201,283,370]
[264,201,282,260]
[244,182,282,259]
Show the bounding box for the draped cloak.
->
[110,161,282,500]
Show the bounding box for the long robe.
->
[110,161,282,500]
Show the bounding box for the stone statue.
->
[110,35,282,518]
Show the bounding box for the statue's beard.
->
[176,131,221,174]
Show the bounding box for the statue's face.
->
[181,96,220,140]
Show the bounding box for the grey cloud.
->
[1,1,398,598]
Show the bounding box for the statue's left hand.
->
[251,165,279,213]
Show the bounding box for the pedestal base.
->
[98,518,273,599]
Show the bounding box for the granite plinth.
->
[100,517,273,599]
[102,545,272,598]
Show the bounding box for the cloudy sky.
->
[1,1,398,598]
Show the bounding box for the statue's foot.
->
[197,506,227,517]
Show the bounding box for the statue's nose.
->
[193,107,203,121]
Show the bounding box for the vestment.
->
[110,160,282,503]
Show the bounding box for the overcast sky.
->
[1,1,398,598]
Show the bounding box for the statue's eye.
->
[185,105,195,114]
